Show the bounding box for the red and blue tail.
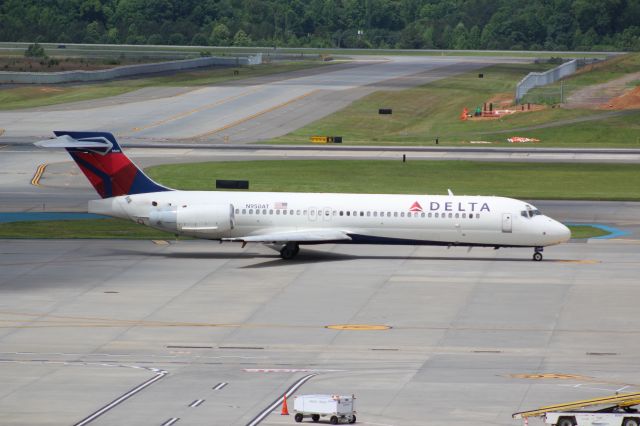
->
[36,131,171,199]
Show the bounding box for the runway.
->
[0,56,519,143]
[1,238,640,425]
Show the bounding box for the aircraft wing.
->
[223,229,352,243]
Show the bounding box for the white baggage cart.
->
[293,394,356,424]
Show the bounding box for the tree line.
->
[2,0,640,51]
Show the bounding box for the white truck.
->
[513,391,640,426]
[543,408,640,426]
[293,394,356,424]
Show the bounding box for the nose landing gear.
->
[533,247,543,261]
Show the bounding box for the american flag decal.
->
[274,202,288,209]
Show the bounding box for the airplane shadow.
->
[111,247,535,268]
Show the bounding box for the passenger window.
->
[421,212,425,218]
[276,210,280,215]
[340,211,344,216]
[346,211,350,216]
[242,209,246,214]
[360,212,364,217]
[303,210,307,215]
[448,213,453,218]
[353,211,356,216]
[367,211,371,217]
[462,213,466,218]
[373,212,377,217]
[235,208,239,214]
[249,209,254,214]
[455,213,459,218]
[387,212,391,217]
[269,209,274,215]
[428,212,432,218]
[476,214,480,218]
[401,212,405,217]
[435,212,439,218]
[283,210,287,215]
[256,209,260,215]
[394,212,398,217]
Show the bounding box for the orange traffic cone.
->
[281,394,290,415]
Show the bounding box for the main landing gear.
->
[533,246,543,261]
[280,242,300,260]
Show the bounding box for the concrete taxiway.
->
[0,56,523,143]
[1,238,640,426]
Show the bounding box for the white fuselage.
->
[89,190,570,248]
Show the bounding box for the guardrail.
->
[0,53,262,84]
[515,59,577,103]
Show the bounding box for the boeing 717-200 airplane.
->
[36,131,571,261]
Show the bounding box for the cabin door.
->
[502,213,512,233]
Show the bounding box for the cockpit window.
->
[521,209,542,218]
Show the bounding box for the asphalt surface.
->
[0,56,518,143]
[2,238,640,426]
[1,53,639,426]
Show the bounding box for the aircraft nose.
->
[554,221,571,243]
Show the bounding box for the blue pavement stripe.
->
[0,212,107,223]
[565,223,631,239]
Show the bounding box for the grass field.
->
[0,60,329,110]
[0,42,612,59]
[523,53,640,104]
[268,57,640,148]
[0,218,173,239]
[0,218,608,240]
[145,160,640,201]
[2,159,632,240]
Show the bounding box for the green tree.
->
[233,29,251,46]
[209,22,230,46]
[24,42,46,58]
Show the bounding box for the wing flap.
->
[223,229,352,243]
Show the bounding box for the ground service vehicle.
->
[544,409,640,426]
[293,394,356,424]
[513,392,640,426]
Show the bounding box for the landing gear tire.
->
[623,419,640,426]
[533,252,543,261]
[557,417,576,426]
[294,413,303,423]
[349,415,356,424]
[330,416,339,425]
[312,414,320,422]
[280,242,300,260]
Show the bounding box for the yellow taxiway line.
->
[30,163,48,187]
[193,89,319,139]
[130,87,263,133]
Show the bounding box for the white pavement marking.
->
[213,382,228,390]
[161,418,179,426]
[74,369,168,426]
[245,373,317,426]
[188,399,205,408]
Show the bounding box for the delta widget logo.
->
[409,201,423,212]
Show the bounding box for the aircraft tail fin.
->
[35,131,171,199]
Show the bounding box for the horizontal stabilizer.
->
[223,229,352,243]
[35,134,113,153]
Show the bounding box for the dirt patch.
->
[486,92,514,108]
[602,85,640,109]
[0,57,159,73]
[39,87,64,93]
[565,70,640,109]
